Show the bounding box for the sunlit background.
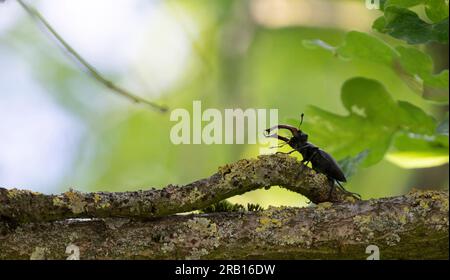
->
[0,0,448,208]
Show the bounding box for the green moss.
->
[161,242,175,253]
[385,233,401,246]
[201,200,264,213]
[93,194,102,204]
[353,215,372,228]
[182,217,222,260]
[186,217,218,236]
[399,213,407,225]
[438,196,449,212]
[187,248,210,260]
[187,187,204,203]
[317,202,333,210]
[99,202,111,209]
[29,247,48,260]
[275,224,314,247]
[344,196,357,203]
[419,200,430,210]
[6,188,22,199]
[255,207,287,233]
[52,197,64,207]
[64,190,87,214]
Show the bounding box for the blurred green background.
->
[0,0,448,208]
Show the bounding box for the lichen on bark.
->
[0,190,447,260]
[0,154,355,224]
[0,154,448,260]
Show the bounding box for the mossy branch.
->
[1,154,447,259]
[0,154,357,224]
[0,190,447,260]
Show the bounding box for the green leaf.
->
[422,70,450,102]
[303,31,449,103]
[386,132,449,168]
[304,31,398,66]
[337,31,398,65]
[301,77,439,167]
[395,46,449,102]
[397,101,436,134]
[304,108,393,166]
[436,113,449,135]
[382,0,448,23]
[373,6,449,44]
[338,150,370,179]
[302,39,336,53]
[396,46,433,77]
[341,77,399,124]
[384,0,424,9]
[425,0,449,23]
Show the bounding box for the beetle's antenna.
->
[298,113,304,129]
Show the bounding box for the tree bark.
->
[0,154,448,259]
[0,154,356,224]
[0,190,448,260]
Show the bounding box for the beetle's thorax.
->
[288,132,308,150]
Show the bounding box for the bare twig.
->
[16,0,168,112]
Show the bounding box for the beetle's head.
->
[297,130,308,142]
[289,129,308,146]
[295,113,308,143]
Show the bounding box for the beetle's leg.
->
[265,125,299,137]
[327,177,336,200]
[276,150,296,155]
[326,177,360,201]
[269,142,288,149]
[335,181,361,200]
[300,147,319,166]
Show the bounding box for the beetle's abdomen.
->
[311,150,347,182]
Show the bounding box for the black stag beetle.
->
[264,114,360,200]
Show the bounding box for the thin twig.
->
[16,0,168,112]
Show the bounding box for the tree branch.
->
[1,154,447,259]
[0,154,356,223]
[0,190,447,259]
[15,0,168,112]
